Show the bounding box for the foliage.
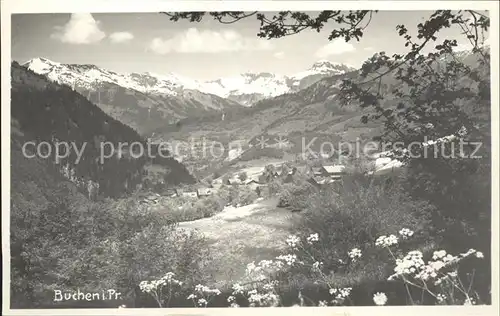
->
[238,171,248,182]
[10,149,210,308]
[234,186,259,207]
[338,11,491,264]
[162,11,375,41]
[276,179,317,210]
[294,175,434,274]
[137,229,487,307]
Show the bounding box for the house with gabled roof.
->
[226,178,242,185]
[322,165,346,180]
[197,187,214,198]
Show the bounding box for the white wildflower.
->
[318,300,328,307]
[306,233,319,244]
[197,298,208,306]
[434,277,445,285]
[432,250,447,260]
[232,283,244,295]
[373,292,388,306]
[457,126,468,137]
[442,254,457,263]
[212,289,221,296]
[461,249,477,258]
[348,248,362,261]
[399,228,414,239]
[329,287,352,300]
[246,262,257,274]
[437,293,447,303]
[258,260,274,269]
[286,235,301,248]
[312,261,323,270]
[391,250,424,278]
[247,289,280,307]
[276,254,297,266]
[262,282,275,291]
[139,281,155,293]
[448,271,458,278]
[375,234,398,247]
[429,260,445,271]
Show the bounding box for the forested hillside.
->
[11,62,194,198]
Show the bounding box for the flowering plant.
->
[137,227,485,307]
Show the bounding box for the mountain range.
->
[25,57,355,104]
[23,57,356,134]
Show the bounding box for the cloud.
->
[148,28,273,54]
[364,46,374,51]
[109,32,134,43]
[51,13,105,44]
[315,39,355,58]
[273,51,285,59]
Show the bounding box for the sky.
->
[11,11,489,81]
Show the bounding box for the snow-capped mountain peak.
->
[25,57,60,73]
[291,60,356,81]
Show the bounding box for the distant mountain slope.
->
[11,62,194,198]
[24,57,356,110]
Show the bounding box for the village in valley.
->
[138,151,403,212]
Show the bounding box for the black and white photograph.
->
[1,0,499,314]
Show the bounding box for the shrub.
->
[193,195,225,218]
[10,192,213,308]
[402,153,491,253]
[238,172,248,182]
[217,184,258,207]
[293,175,434,276]
[277,180,317,210]
[235,186,259,206]
[218,185,239,205]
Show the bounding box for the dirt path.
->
[177,198,301,285]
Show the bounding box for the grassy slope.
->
[178,198,301,285]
